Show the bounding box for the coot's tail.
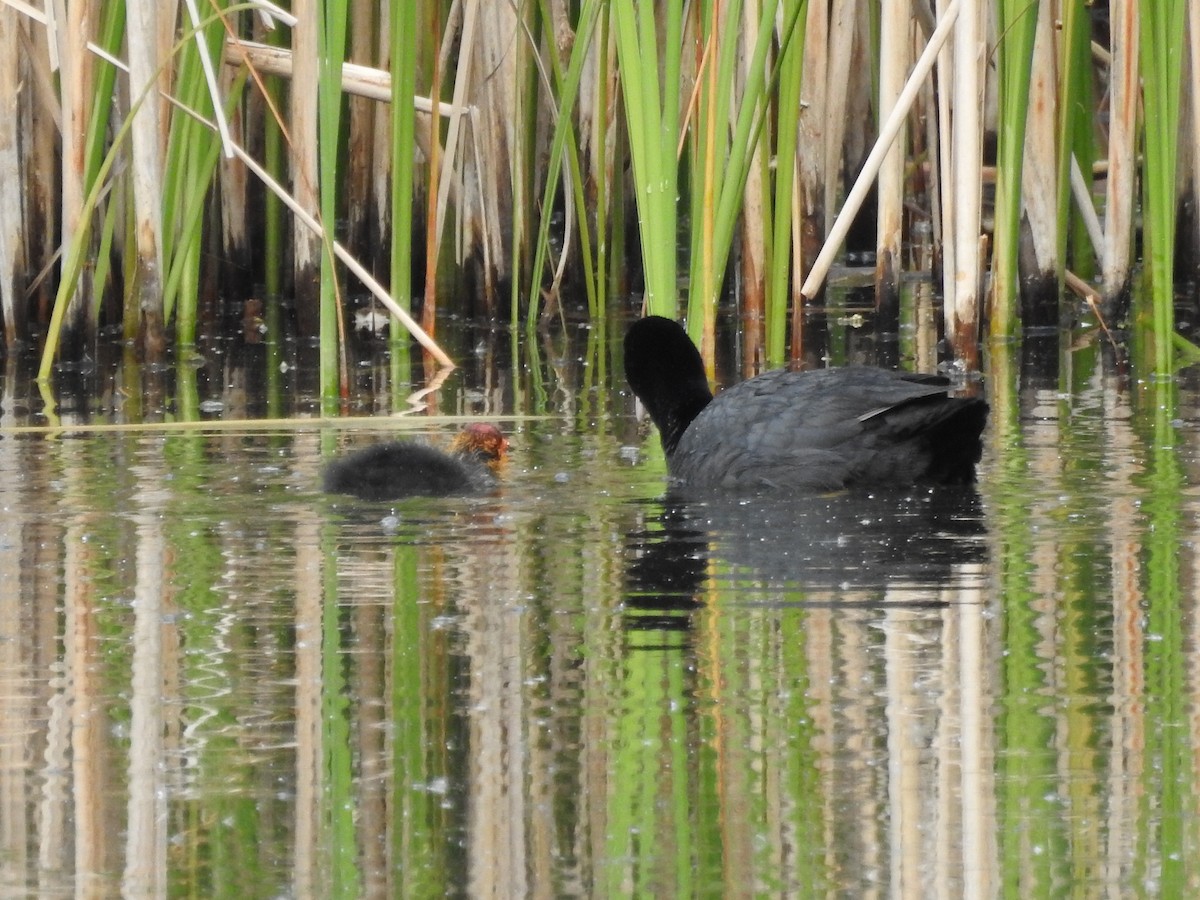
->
[920,397,989,484]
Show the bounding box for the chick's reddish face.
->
[451,423,509,467]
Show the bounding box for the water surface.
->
[1,320,1198,897]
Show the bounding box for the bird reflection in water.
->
[622,486,988,643]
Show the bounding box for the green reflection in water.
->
[1140,379,1191,897]
[991,344,1069,893]
[391,543,448,897]
[323,523,361,899]
[609,640,694,896]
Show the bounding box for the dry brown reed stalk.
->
[802,2,960,308]
[948,0,981,364]
[345,0,379,254]
[793,0,862,345]
[218,46,249,286]
[1064,269,1117,350]
[125,1,165,356]
[875,0,909,314]
[56,0,95,344]
[1102,0,1138,311]
[419,2,442,335]
[0,4,22,344]
[794,0,829,353]
[1069,155,1105,256]
[916,20,943,270]
[290,0,320,334]
[22,16,59,332]
[434,0,475,268]
[935,0,955,307]
[1017,0,1056,312]
[822,0,854,239]
[469,3,521,303]
[841,3,874,224]
[1,0,1194,380]
[370,10,391,255]
[156,74,454,368]
[224,39,462,112]
[738,0,767,364]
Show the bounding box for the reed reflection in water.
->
[0,357,1198,895]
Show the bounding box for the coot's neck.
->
[656,390,710,456]
[624,316,714,458]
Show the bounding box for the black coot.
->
[624,316,988,491]
[322,423,508,501]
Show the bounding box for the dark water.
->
[2,317,1199,897]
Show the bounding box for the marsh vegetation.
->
[0,1,1196,396]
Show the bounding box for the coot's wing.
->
[670,368,972,490]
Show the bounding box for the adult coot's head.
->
[323,423,508,501]
[624,316,714,455]
[624,316,988,491]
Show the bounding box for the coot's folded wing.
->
[671,368,982,490]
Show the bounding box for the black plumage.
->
[624,316,988,491]
[322,424,507,501]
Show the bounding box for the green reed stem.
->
[990,0,1038,337]
[39,19,213,381]
[526,1,602,326]
[687,0,804,346]
[1055,1,1094,279]
[1139,0,1185,374]
[612,2,681,318]
[594,6,614,323]
[166,72,248,346]
[162,2,231,338]
[264,32,287,300]
[766,0,807,366]
[318,3,349,405]
[391,0,418,325]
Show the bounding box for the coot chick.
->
[624,316,988,491]
[322,423,508,501]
